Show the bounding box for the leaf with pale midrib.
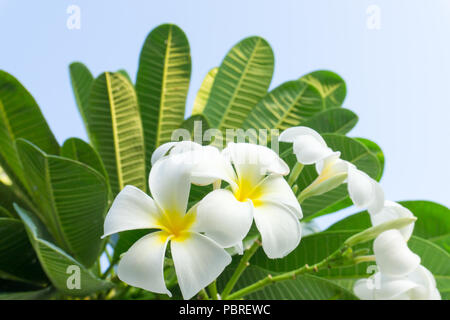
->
[0,71,59,191]
[16,139,108,267]
[15,205,113,296]
[203,37,274,132]
[88,72,147,196]
[136,24,191,176]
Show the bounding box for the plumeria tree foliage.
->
[0,23,449,300]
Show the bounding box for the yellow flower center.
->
[156,211,196,242]
[234,177,264,207]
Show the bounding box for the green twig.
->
[287,163,304,187]
[207,280,219,300]
[225,245,349,300]
[221,239,261,299]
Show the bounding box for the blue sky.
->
[0,0,449,210]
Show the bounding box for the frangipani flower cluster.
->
[102,125,439,300]
[280,126,440,300]
[103,140,302,299]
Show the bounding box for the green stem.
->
[225,245,348,300]
[207,281,219,300]
[221,239,261,299]
[199,289,210,300]
[287,163,304,187]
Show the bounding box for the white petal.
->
[374,230,421,276]
[195,189,253,248]
[223,143,289,185]
[347,166,384,212]
[279,126,326,145]
[377,274,419,300]
[353,278,376,300]
[370,201,415,241]
[149,155,192,215]
[407,265,440,300]
[190,146,238,188]
[102,185,160,238]
[257,175,303,218]
[253,200,302,258]
[117,231,171,296]
[171,232,232,300]
[151,141,202,165]
[293,135,333,165]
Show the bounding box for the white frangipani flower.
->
[279,126,384,212]
[279,126,333,164]
[354,265,441,300]
[102,155,238,300]
[373,230,421,277]
[370,201,415,241]
[354,229,440,300]
[193,142,302,259]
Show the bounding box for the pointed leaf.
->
[15,205,113,296]
[300,108,358,135]
[69,62,94,138]
[299,70,346,109]
[88,72,146,195]
[61,137,108,180]
[16,139,108,267]
[192,67,218,115]
[203,37,274,131]
[136,24,191,175]
[0,71,59,189]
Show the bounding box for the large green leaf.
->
[0,282,53,300]
[203,37,274,133]
[0,70,59,189]
[299,70,346,109]
[282,134,383,220]
[192,67,218,115]
[136,24,191,175]
[61,137,108,181]
[300,108,358,135]
[69,62,94,139]
[15,205,112,296]
[241,80,322,139]
[88,72,146,195]
[328,200,450,253]
[0,217,47,285]
[16,139,108,267]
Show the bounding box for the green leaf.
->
[0,283,53,300]
[299,70,346,109]
[69,62,94,138]
[285,134,382,220]
[242,80,322,137]
[355,137,384,179]
[300,108,358,135]
[0,70,59,189]
[116,69,133,84]
[88,72,147,196]
[61,137,108,180]
[15,205,112,296]
[179,114,211,146]
[0,217,48,285]
[136,24,191,175]
[16,139,108,267]
[192,67,218,115]
[203,37,274,132]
